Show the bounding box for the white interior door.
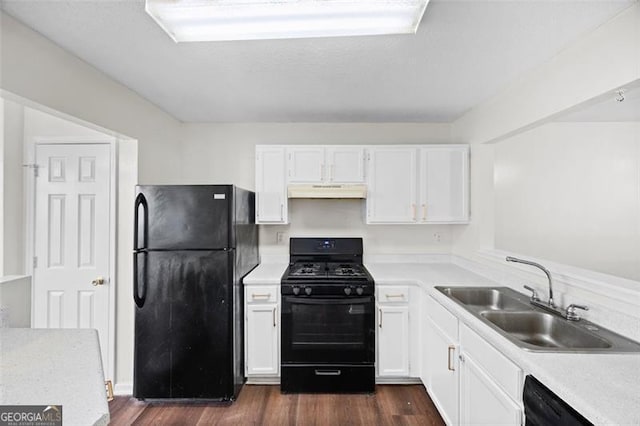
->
[33,143,111,376]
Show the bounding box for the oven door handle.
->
[283,296,373,305]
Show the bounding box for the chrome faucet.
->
[506,256,555,308]
[506,256,589,321]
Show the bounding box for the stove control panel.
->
[282,284,373,297]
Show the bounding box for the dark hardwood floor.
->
[109,385,445,425]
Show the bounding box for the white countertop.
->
[243,263,287,285]
[242,260,640,425]
[0,329,110,426]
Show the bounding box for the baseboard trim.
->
[375,377,422,385]
[114,383,133,396]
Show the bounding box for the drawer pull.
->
[251,293,271,300]
[315,369,341,376]
[448,345,455,371]
[272,307,277,327]
[385,294,405,299]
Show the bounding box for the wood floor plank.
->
[109,385,445,426]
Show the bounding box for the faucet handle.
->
[565,304,589,321]
[523,285,539,301]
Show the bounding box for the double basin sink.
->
[436,286,640,353]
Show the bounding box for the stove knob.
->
[293,286,300,295]
[304,287,312,296]
[344,287,352,296]
[356,286,364,295]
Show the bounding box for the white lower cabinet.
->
[460,354,522,425]
[377,285,412,378]
[424,297,459,425]
[378,304,410,376]
[424,295,524,426]
[459,322,523,425]
[245,286,279,378]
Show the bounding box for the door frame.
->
[25,136,118,381]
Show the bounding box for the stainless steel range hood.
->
[287,184,367,199]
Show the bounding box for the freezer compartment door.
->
[136,185,233,250]
[134,250,235,399]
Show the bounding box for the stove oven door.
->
[281,296,375,364]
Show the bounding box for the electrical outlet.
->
[433,232,441,243]
[276,232,286,244]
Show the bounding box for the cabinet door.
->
[246,303,279,376]
[419,145,469,223]
[326,147,365,183]
[367,148,417,223]
[287,147,325,183]
[425,317,459,425]
[256,146,288,223]
[377,304,410,377]
[460,353,523,425]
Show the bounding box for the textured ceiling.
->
[0,0,635,122]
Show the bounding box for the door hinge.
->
[22,164,40,177]
[33,257,38,268]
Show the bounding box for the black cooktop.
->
[287,262,368,279]
[282,238,373,284]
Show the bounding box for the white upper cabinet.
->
[419,145,469,223]
[255,146,288,224]
[366,147,418,224]
[287,146,325,183]
[326,147,365,183]
[367,145,469,224]
[255,144,468,225]
[288,146,365,184]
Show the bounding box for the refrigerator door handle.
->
[134,193,148,251]
[133,251,146,308]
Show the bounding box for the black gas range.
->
[280,238,375,394]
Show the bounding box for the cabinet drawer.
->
[377,285,410,303]
[427,295,458,340]
[460,323,522,401]
[245,286,279,304]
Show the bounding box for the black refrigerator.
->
[133,185,258,401]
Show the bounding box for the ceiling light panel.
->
[145,0,430,42]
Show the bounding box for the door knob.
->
[92,277,105,286]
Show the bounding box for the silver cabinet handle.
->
[422,204,427,221]
[280,204,284,220]
[273,307,277,327]
[378,308,382,328]
[315,369,341,376]
[330,164,334,181]
[251,293,271,300]
[412,204,416,220]
[448,345,455,371]
[385,294,405,299]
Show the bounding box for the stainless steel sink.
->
[480,311,611,349]
[435,286,640,353]
[440,287,528,311]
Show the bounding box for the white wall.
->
[494,122,640,281]
[0,13,173,389]
[0,12,182,184]
[181,123,456,255]
[1,99,24,275]
[453,4,640,145]
[452,4,640,263]
[450,4,640,339]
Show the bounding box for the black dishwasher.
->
[523,375,593,426]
